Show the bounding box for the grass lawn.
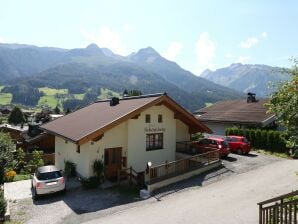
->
[205,102,213,107]
[74,93,85,100]
[38,87,68,95]
[255,149,291,159]
[99,88,120,99]
[0,93,12,105]
[38,95,59,108]
[12,174,31,182]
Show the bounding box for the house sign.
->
[144,126,165,133]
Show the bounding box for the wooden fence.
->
[148,150,220,184]
[258,190,298,224]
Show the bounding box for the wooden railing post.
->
[129,166,132,184]
[259,204,262,224]
[117,169,121,185]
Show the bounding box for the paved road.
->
[6,152,298,224]
[84,156,298,224]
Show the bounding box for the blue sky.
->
[0,0,297,75]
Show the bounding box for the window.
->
[146,133,163,151]
[158,114,163,123]
[145,114,151,123]
[76,145,80,153]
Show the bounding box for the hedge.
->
[225,128,288,153]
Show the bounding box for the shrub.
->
[260,130,268,149]
[27,150,44,173]
[255,129,262,148]
[14,148,26,173]
[0,191,7,217]
[64,160,76,178]
[4,170,16,182]
[0,133,15,184]
[80,176,99,189]
[238,129,244,137]
[92,159,103,180]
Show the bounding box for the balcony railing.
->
[258,190,298,224]
[147,150,220,184]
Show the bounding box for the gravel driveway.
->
[7,152,296,224]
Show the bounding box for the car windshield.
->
[242,138,249,143]
[222,140,229,147]
[37,171,62,180]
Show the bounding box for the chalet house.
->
[40,93,211,180]
[194,94,276,135]
[0,123,55,153]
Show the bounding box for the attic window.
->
[76,145,80,154]
[158,114,163,123]
[145,114,151,123]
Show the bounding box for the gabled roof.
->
[40,93,211,144]
[194,99,275,126]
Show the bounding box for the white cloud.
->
[240,32,268,49]
[163,42,183,61]
[236,56,251,64]
[261,32,267,38]
[81,27,127,55]
[0,36,5,43]
[240,37,259,48]
[194,32,216,75]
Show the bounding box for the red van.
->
[225,136,251,155]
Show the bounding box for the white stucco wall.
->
[176,119,190,142]
[202,122,233,136]
[127,105,176,172]
[55,137,91,177]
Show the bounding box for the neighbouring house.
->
[194,93,276,136]
[40,93,212,180]
[0,123,55,153]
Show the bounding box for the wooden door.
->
[104,147,122,180]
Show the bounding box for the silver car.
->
[31,165,65,199]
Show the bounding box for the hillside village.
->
[0,2,298,224]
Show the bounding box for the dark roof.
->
[195,99,275,125]
[40,93,211,144]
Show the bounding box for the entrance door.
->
[104,147,122,180]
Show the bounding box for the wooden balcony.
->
[147,149,220,185]
[258,190,298,224]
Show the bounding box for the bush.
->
[260,130,268,149]
[92,159,104,180]
[4,170,16,182]
[80,176,99,189]
[224,127,288,153]
[27,150,44,173]
[64,160,76,178]
[0,191,7,217]
[13,148,26,173]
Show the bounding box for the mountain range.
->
[0,43,287,111]
[201,63,289,97]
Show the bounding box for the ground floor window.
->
[146,133,163,151]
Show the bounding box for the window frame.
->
[146,133,164,151]
[158,114,163,123]
[145,114,151,123]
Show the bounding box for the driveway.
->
[6,152,298,224]
[84,155,297,224]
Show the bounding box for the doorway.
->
[104,147,122,180]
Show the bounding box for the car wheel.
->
[237,148,243,155]
[33,188,39,200]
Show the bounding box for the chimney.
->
[110,97,120,106]
[247,92,257,103]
